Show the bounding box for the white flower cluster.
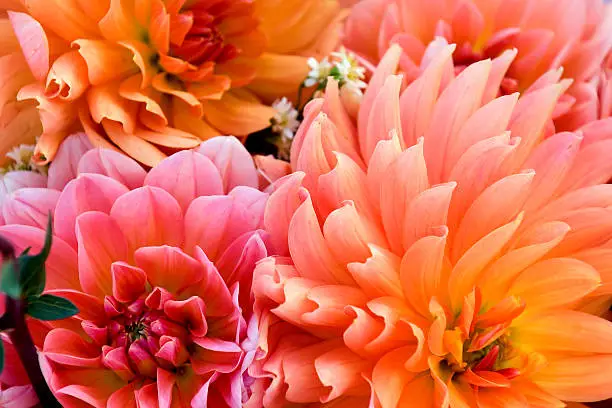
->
[304,47,367,95]
[270,97,300,160]
[2,144,47,175]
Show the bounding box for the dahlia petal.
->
[2,188,60,229]
[400,228,448,317]
[321,79,359,156]
[533,355,612,402]
[7,11,49,81]
[134,126,202,149]
[196,136,259,193]
[200,90,276,136]
[45,50,89,101]
[102,120,167,167]
[303,284,369,328]
[134,246,204,295]
[347,245,402,299]
[295,114,334,197]
[372,348,419,408]
[482,49,518,105]
[0,171,46,196]
[134,383,158,408]
[447,133,519,232]
[424,59,492,184]
[363,75,403,162]
[191,337,243,374]
[522,132,582,212]
[183,195,233,260]
[110,186,183,250]
[43,328,101,368]
[366,131,403,211]
[318,153,375,219]
[156,336,189,367]
[223,186,268,248]
[504,81,569,171]
[517,310,612,354]
[453,171,534,259]
[107,383,136,408]
[78,148,145,190]
[101,346,135,382]
[164,296,208,337]
[358,45,402,156]
[444,93,519,179]
[157,368,176,408]
[291,98,324,170]
[263,173,305,256]
[448,213,523,308]
[76,211,128,298]
[288,193,353,284]
[215,230,268,308]
[324,201,387,266]
[509,258,600,311]
[282,340,341,403]
[74,39,138,85]
[0,224,79,291]
[556,138,612,195]
[111,262,146,303]
[475,387,528,408]
[478,221,570,305]
[403,182,455,251]
[55,173,129,248]
[545,208,612,257]
[315,347,371,402]
[380,139,428,254]
[144,150,223,211]
[399,43,455,149]
[47,132,93,191]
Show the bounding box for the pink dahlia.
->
[248,45,612,406]
[343,0,612,130]
[0,136,270,407]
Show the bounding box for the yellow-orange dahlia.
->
[248,45,612,407]
[343,0,612,131]
[0,0,343,166]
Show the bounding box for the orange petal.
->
[102,120,166,166]
[75,39,138,86]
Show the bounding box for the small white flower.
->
[271,97,300,141]
[304,57,333,88]
[331,47,367,90]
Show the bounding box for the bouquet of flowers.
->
[0,0,612,407]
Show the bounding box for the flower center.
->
[437,293,526,387]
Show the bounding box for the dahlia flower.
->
[0,335,38,408]
[0,136,271,406]
[0,0,343,166]
[248,45,612,406]
[343,0,612,130]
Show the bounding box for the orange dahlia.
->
[343,0,612,131]
[0,0,343,166]
[248,45,612,406]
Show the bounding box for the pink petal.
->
[134,245,204,295]
[196,136,258,193]
[164,296,208,337]
[78,148,146,190]
[7,11,49,81]
[111,262,146,303]
[110,186,183,251]
[2,188,60,229]
[76,211,129,298]
[144,150,223,211]
[47,132,93,190]
[54,174,129,248]
[43,328,101,368]
[184,195,234,260]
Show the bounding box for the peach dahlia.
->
[248,45,612,407]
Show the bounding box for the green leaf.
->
[19,215,52,297]
[0,340,4,375]
[0,261,20,299]
[26,294,79,321]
